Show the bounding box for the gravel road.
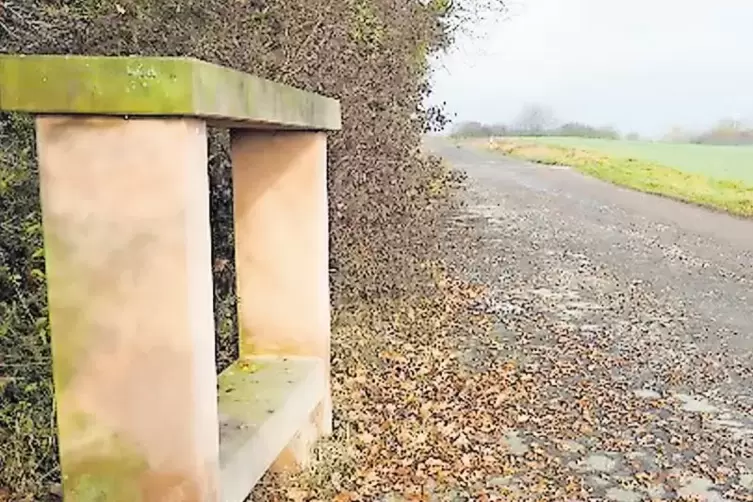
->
[428,138,753,501]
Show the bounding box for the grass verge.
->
[488,139,753,218]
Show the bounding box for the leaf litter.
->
[251,152,753,502]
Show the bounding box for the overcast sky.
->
[428,0,753,137]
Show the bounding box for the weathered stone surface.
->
[503,430,530,456]
[605,487,641,502]
[231,130,332,437]
[217,356,326,502]
[0,55,341,130]
[37,116,220,501]
[674,393,720,413]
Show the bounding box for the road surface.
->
[429,138,753,501]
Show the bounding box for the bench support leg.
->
[36,116,220,501]
[230,130,332,470]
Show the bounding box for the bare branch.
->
[0,19,20,41]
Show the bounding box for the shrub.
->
[0,0,459,497]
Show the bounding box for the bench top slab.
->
[0,55,341,130]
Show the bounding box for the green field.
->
[488,137,753,217]
[528,137,753,183]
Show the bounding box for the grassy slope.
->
[489,138,753,218]
[531,136,753,183]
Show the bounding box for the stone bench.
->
[0,55,341,501]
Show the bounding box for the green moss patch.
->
[0,56,341,130]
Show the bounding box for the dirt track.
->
[428,138,753,500]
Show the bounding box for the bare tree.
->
[513,104,557,135]
[422,0,509,45]
[662,126,694,143]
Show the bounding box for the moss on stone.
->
[58,413,149,501]
[217,357,321,424]
[0,55,341,130]
[40,221,94,394]
[239,327,255,358]
[64,447,146,501]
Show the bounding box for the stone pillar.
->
[36,116,220,502]
[230,131,332,450]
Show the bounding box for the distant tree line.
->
[452,103,753,146]
[663,119,753,146]
[451,104,625,140]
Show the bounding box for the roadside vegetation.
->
[453,103,753,147]
[488,138,753,218]
[531,136,753,184]
[0,1,506,499]
[453,103,753,217]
